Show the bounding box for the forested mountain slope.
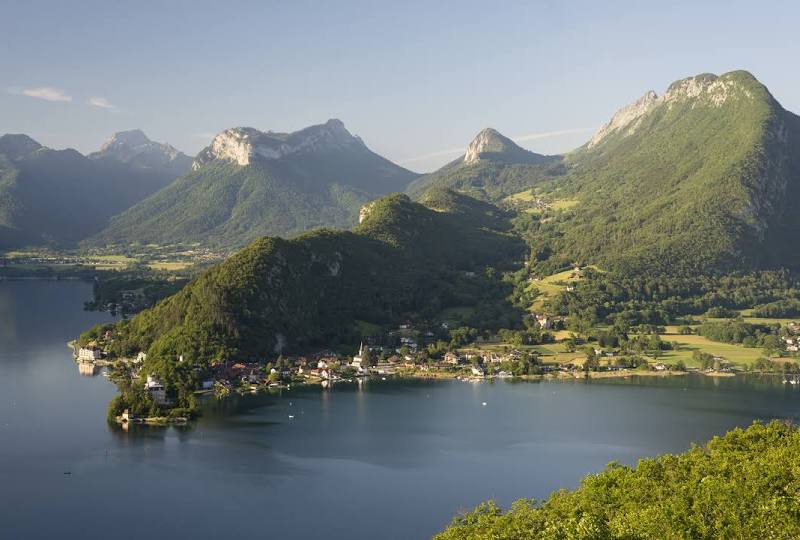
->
[526,70,800,275]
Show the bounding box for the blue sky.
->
[2,0,799,172]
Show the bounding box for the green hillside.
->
[0,134,182,249]
[88,190,523,378]
[407,128,562,201]
[89,120,418,248]
[524,70,800,275]
[436,421,800,539]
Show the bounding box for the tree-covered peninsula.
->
[80,189,526,414]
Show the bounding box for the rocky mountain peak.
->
[464,128,517,164]
[193,119,364,169]
[102,129,150,149]
[91,129,188,167]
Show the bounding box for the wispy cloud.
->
[10,86,72,102]
[512,127,595,143]
[87,96,118,111]
[399,127,596,165]
[400,147,467,165]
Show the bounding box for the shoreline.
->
[76,350,785,428]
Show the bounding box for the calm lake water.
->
[2,280,800,539]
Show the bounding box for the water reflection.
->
[77,361,99,376]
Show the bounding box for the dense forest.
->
[436,421,800,539]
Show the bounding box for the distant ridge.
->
[90,129,192,176]
[88,119,419,248]
[0,132,188,249]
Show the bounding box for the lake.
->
[2,280,800,539]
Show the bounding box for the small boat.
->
[288,415,295,419]
[481,402,487,406]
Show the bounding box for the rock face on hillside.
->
[193,119,364,169]
[464,128,518,164]
[588,91,659,148]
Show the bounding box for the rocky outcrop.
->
[358,201,377,224]
[193,119,365,169]
[589,72,761,149]
[464,128,508,164]
[588,91,659,148]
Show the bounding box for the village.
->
[74,310,797,427]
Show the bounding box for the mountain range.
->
[6,69,800,279]
[87,119,417,248]
[0,131,191,249]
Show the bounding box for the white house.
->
[145,374,168,405]
[77,346,102,361]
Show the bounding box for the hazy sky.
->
[2,0,799,172]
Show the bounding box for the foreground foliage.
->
[436,421,800,539]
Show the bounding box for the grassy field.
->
[658,332,770,367]
[148,261,191,271]
[550,199,579,210]
[503,189,580,215]
[527,267,595,311]
[1,246,220,275]
[504,190,536,203]
[85,255,138,270]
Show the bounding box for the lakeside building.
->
[145,374,168,405]
[77,346,102,361]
